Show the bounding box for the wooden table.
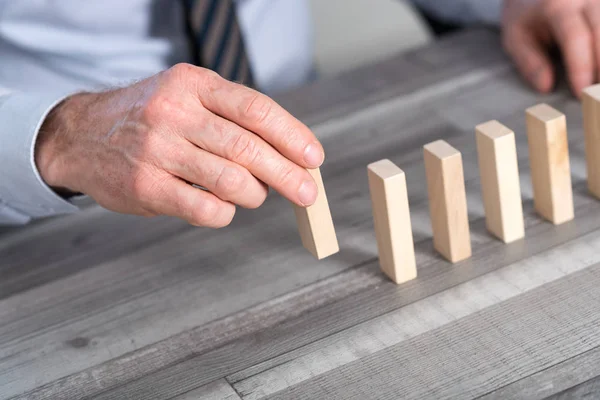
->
[2,29,600,400]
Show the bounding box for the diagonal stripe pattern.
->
[183,0,255,87]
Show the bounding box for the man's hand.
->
[502,0,600,97]
[35,64,325,228]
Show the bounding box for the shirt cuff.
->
[0,91,80,222]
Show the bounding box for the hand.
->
[502,0,600,97]
[35,64,324,228]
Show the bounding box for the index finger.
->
[546,8,594,96]
[196,72,325,169]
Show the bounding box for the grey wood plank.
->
[263,262,600,400]
[475,347,600,399]
[26,188,600,400]
[547,379,600,400]
[231,229,600,399]
[3,255,381,400]
[0,206,193,300]
[170,379,241,400]
[0,197,359,399]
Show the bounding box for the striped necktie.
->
[183,0,255,87]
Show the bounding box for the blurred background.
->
[310,0,435,77]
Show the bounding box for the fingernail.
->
[298,179,318,206]
[303,142,324,168]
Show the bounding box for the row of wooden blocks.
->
[293,84,600,285]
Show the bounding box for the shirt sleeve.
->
[409,0,504,26]
[0,90,80,225]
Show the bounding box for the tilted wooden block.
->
[423,140,472,263]
[293,167,339,259]
[476,120,525,243]
[583,84,600,198]
[525,104,574,225]
[367,159,417,284]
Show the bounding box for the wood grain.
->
[476,120,524,243]
[0,207,192,300]
[72,186,600,400]
[476,346,600,399]
[171,379,241,400]
[424,140,471,263]
[526,104,574,225]
[264,261,600,400]
[367,159,416,284]
[233,229,600,399]
[582,84,600,198]
[547,378,600,400]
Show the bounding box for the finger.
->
[504,28,555,93]
[546,8,594,96]
[584,2,600,83]
[147,176,236,228]
[196,72,325,169]
[188,110,318,207]
[162,140,268,209]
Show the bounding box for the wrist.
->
[35,92,93,194]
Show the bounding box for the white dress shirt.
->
[0,0,501,224]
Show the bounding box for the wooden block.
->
[525,104,574,225]
[476,120,525,243]
[583,84,600,198]
[423,140,472,263]
[293,168,339,259]
[367,159,417,284]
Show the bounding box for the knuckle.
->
[191,197,219,226]
[144,92,176,120]
[214,166,246,196]
[130,168,169,208]
[276,164,297,188]
[243,93,272,126]
[130,164,168,197]
[167,63,197,81]
[247,187,268,209]
[278,125,301,148]
[196,109,211,133]
[190,198,233,228]
[142,93,191,131]
[200,112,225,144]
[161,144,186,166]
[135,132,164,164]
[229,132,260,165]
[199,68,222,92]
[219,207,236,228]
[166,64,224,99]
